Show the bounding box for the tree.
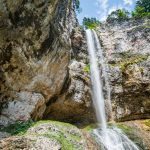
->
[136,0,150,12]
[82,17,100,29]
[74,0,82,13]
[106,9,130,22]
[132,0,150,18]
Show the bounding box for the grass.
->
[116,123,146,149]
[33,121,84,150]
[83,64,90,73]
[109,53,149,71]
[45,133,78,150]
[82,124,98,132]
[0,120,34,135]
[0,120,85,150]
[120,55,148,71]
[143,120,150,127]
[116,123,133,134]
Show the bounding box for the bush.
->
[106,9,130,22]
[74,0,81,13]
[83,17,100,29]
[132,0,150,18]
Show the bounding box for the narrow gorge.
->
[0,0,150,149]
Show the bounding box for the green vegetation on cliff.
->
[0,120,86,150]
[132,0,150,18]
[83,17,100,29]
[107,9,130,22]
[106,0,150,22]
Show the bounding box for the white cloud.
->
[108,5,123,15]
[96,0,109,21]
[96,0,133,21]
[123,0,133,6]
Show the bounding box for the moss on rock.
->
[116,123,147,150]
[143,120,150,128]
[0,120,87,150]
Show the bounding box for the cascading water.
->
[86,29,139,150]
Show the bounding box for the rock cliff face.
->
[96,19,150,121]
[0,0,94,126]
[0,0,149,127]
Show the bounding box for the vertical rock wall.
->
[96,19,150,121]
[0,0,88,126]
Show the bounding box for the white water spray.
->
[86,29,107,129]
[86,29,139,150]
[93,30,112,116]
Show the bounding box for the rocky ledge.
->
[0,119,149,150]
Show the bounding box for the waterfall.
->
[86,29,107,129]
[93,30,112,120]
[86,29,139,150]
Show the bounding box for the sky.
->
[77,0,137,24]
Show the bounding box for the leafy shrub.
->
[106,9,130,22]
[84,64,90,73]
[132,0,150,18]
[83,17,100,29]
[0,120,34,135]
[136,0,150,12]
[73,0,82,13]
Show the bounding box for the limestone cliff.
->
[96,19,150,121]
[0,0,149,127]
[0,0,93,126]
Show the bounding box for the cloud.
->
[96,0,109,21]
[108,5,123,15]
[96,0,134,21]
[123,0,133,6]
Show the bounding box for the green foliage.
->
[83,17,100,29]
[106,9,130,22]
[132,0,150,18]
[74,0,82,13]
[109,53,149,71]
[83,64,90,73]
[144,120,150,127]
[0,120,84,150]
[119,55,148,71]
[116,123,146,149]
[136,0,150,12]
[33,121,84,150]
[0,120,34,135]
[83,124,98,131]
[116,124,133,134]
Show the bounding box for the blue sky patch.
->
[77,0,136,24]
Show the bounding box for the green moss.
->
[0,120,85,150]
[109,53,149,71]
[120,55,148,71]
[33,120,78,128]
[83,64,90,73]
[0,120,78,136]
[143,120,150,127]
[83,124,98,132]
[143,26,150,29]
[116,123,146,149]
[50,0,56,6]
[32,120,84,150]
[0,120,34,135]
[44,133,78,150]
[116,123,133,134]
